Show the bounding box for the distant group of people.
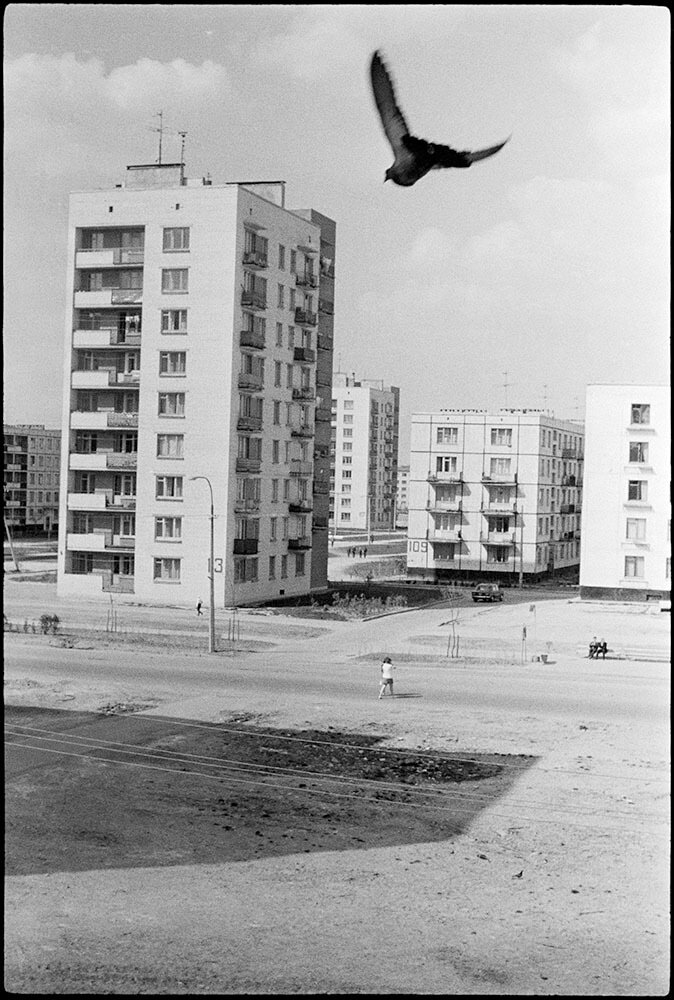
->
[347,546,368,559]
[588,636,608,659]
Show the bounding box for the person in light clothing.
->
[379,657,395,699]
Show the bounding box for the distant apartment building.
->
[395,464,410,528]
[3,424,61,535]
[330,373,399,532]
[57,163,335,605]
[580,384,671,601]
[407,409,584,583]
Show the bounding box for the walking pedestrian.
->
[378,656,395,699]
[196,600,203,616]
[359,547,363,558]
[364,547,368,558]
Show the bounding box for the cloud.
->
[3,53,231,174]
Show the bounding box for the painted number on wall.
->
[208,558,224,573]
[408,541,428,552]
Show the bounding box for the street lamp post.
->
[189,476,216,653]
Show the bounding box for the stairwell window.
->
[630,403,650,425]
[158,392,185,417]
[162,269,188,293]
[155,475,183,500]
[159,351,186,376]
[436,426,458,444]
[491,427,513,447]
[629,442,649,464]
[627,480,647,502]
[155,516,182,541]
[161,309,188,334]
[156,434,184,459]
[624,555,644,578]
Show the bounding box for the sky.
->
[3,4,670,460]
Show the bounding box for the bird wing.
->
[461,137,510,163]
[370,51,410,155]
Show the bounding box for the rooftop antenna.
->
[503,371,510,408]
[177,130,187,184]
[543,384,549,412]
[152,110,165,165]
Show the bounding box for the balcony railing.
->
[292,387,315,401]
[317,333,333,351]
[237,415,263,432]
[241,289,266,310]
[481,532,517,546]
[291,424,314,438]
[314,406,331,422]
[236,457,261,473]
[242,250,268,268]
[482,473,518,485]
[234,498,260,513]
[239,329,266,350]
[233,538,259,555]
[427,472,463,483]
[289,500,313,513]
[318,299,334,315]
[294,308,317,326]
[238,372,264,391]
[289,460,313,477]
[312,517,328,530]
[295,272,318,288]
[293,346,316,363]
[288,536,312,550]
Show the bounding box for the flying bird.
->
[369,50,509,187]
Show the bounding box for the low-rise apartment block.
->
[3,424,61,535]
[407,409,584,583]
[57,163,335,606]
[580,384,671,601]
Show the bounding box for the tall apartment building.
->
[395,464,410,529]
[407,409,584,583]
[329,373,399,533]
[580,384,671,601]
[3,425,61,535]
[57,163,335,606]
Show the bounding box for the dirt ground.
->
[3,582,671,995]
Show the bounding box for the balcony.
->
[75,248,144,268]
[74,289,143,309]
[234,498,260,513]
[236,458,261,474]
[71,369,140,390]
[290,460,313,477]
[293,346,316,363]
[237,415,263,432]
[239,329,266,350]
[294,308,317,327]
[430,529,462,542]
[238,372,264,391]
[560,503,576,514]
[295,272,319,288]
[233,538,259,555]
[292,386,315,401]
[289,500,313,514]
[482,473,517,484]
[241,289,266,311]
[427,472,463,484]
[67,531,110,552]
[561,448,581,459]
[318,299,334,315]
[70,411,138,430]
[291,424,314,438]
[288,536,312,550]
[312,517,328,530]
[317,333,333,351]
[73,327,142,349]
[481,532,516,546]
[242,250,268,269]
[314,406,331,422]
[427,501,462,513]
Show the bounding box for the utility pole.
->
[519,506,524,588]
[4,511,21,572]
[189,476,216,653]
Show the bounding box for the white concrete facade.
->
[57,165,335,606]
[329,373,399,533]
[580,384,671,601]
[407,409,584,583]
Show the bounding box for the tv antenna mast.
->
[152,110,165,164]
[502,371,511,408]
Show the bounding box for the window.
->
[272,440,280,464]
[276,323,283,347]
[288,326,295,349]
[278,245,285,269]
[72,553,94,574]
[161,309,187,334]
[487,548,509,563]
[270,517,277,542]
[163,227,190,251]
[274,361,282,387]
[626,518,646,541]
[343,415,353,424]
[289,288,296,311]
[289,249,296,274]
[627,480,647,502]
[158,392,185,417]
[159,351,186,376]
[490,457,512,477]
[156,475,183,500]
[155,516,182,540]
[269,555,276,580]
[436,456,457,473]
[629,442,648,464]
[286,364,294,389]
[491,427,513,447]
[157,434,184,459]
[154,557,181,582]
[278,284,285,309]
[624,556,645,579]
[273,401,281,425]
[295,552,306,576]
[436,426,458,444]
[271,479,279,502]
[161,269,188,293]
[631,403,650,425]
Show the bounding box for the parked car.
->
[471,583,504,603]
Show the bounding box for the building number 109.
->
[408,541,428,552]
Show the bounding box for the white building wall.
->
[580,384,671,599]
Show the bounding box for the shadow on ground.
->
[5,706,537,875]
